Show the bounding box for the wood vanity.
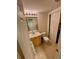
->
[29,31,42,47]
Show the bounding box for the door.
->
[49,10,60,43]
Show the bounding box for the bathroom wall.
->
[17,0,34,59]
[17,16,34,59]
[17,52,21,59]
[38,12,48,35]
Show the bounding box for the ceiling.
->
[22,0,60,13]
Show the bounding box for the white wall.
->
[17,52,21,59]
[17,16,34,59]
[38,12,48,35]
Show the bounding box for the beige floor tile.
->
[34,41,60,59]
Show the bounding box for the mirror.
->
[26,17,38,31]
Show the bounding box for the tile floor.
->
[34,41,60,59]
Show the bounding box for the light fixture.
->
[24,9,38,17]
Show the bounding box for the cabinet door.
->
[31,36,41,47]
[50,11,60,43]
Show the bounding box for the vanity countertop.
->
[29,31,41,39]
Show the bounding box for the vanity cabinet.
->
[29,31,42,47]
[31,36,41,47]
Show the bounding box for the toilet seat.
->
[43,37,49,42]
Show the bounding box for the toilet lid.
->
[43,37,49,41]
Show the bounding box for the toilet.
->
[41,32,49,43]
[43,36,49,43]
